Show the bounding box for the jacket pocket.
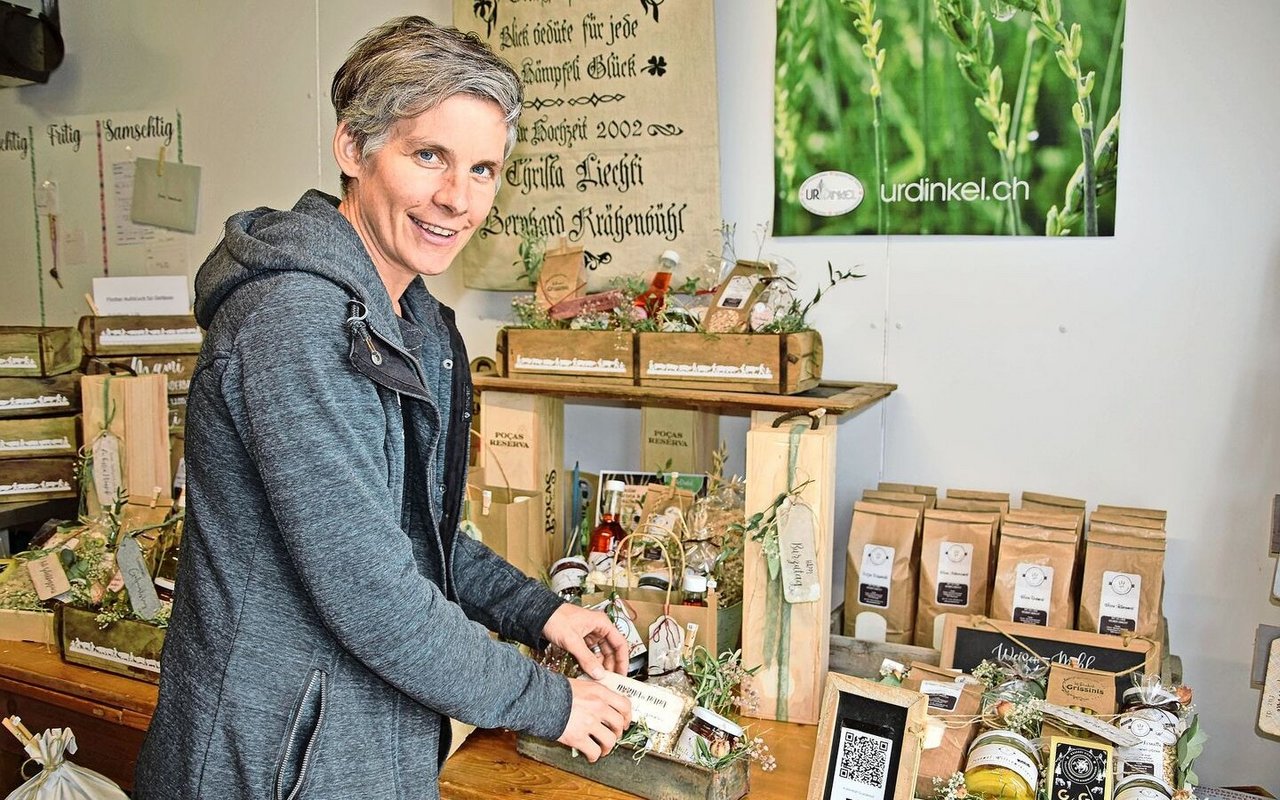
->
[273,668,328,800]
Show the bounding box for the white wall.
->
[1,0,1277,787]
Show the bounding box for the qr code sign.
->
[837,729,890,788]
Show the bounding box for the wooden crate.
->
[477,392,564,547]
[79,315,202,356]
[0,609,56,646]
[0,415,78,459]
[498,328,635,385]
[0,374,82,419]
[87,354,198,395]
[640,406,719,474]
[0,326,81,377]
[515,735,748,800]
[0,458,77,502]
[58,606,163,684]
[637,331,822,394]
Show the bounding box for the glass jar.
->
[1115,775,1174,800]
[1116,686,1180,786]
[548,557,589,602]
[675,706,744,763]
[964,730,1040,800]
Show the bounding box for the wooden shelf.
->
[472,375,896,417]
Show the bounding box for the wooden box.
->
[87,354,198,395]
[0,326,81,377]
[640,406,719,474]
[58,605,163,684]
[477,392,564,547]
[0,415,78,459]
[515,735,748,800]
[637,331,822,394]
[81,374,171,511]
[0,374,81,419]
[742,422,837,725]
[497,328,635,385]
[79,315,202,356]
[0,609,56,646]
[0,458,77,502]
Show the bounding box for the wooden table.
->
[0,641,156,793]
[441,722,819,799]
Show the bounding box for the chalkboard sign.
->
[940,616,1160,696]
[806,672,927,800]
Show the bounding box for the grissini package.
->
[1078,527,1165,639]
[916,509,996,648]
[990,511,1079,628]
[878,482,938,508]
[843,501,921,644]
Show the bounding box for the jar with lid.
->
[963,730,1041,800]
[681,571,709,606]
[1115,775,1174,800]
[675,706,744,763]
[549,556,589,602]
[1116,684,1181,786]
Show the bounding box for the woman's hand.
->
[557,677,632,761]
[541,603,629,679]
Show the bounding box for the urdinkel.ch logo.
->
[798,171,864,216]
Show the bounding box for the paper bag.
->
[903,664,983,798]
[465,484,549,580]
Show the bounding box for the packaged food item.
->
[1116,683,1181,787]
[1078,528,1165,639]
[916,509,996,648]
[843,501,921,644]
[877,481,938,508]
[990,511,1079,629]
[1114,774,1174,800]
[904,664,983,798]
[964,730,1041,800]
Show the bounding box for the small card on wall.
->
[1047,736,1114,800]
[131,157,201,233]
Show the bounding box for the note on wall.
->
[453,0,721,291]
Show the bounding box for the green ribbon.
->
[766,422,809,721]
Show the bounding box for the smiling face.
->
[334,93,507,302]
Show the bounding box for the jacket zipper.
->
[275,669,328,800]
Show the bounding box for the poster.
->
[454,0,721,290]
[774,0,1126,237]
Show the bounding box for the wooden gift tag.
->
[743,422,837,725]
[116,536,164,621]
[91,432,123,506]
[26,553,70,600]
[778,497,821,604]
[1259,638,1280,736]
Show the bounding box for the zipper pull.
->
[345,301,383,365]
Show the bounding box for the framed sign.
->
[807,672,928,800]
[940,616,1160,696]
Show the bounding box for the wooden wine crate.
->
[0,457,77,502]
[497,328,635,385]
[81,374,171,513]
[515,735,748,800]
[87,354,198,395]
[79,314,203,356]
[0,415,78,459]
[637,331,822,395]
[0,374,81,419]
[0,326,82,377]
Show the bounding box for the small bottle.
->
[681,570,708,606]
[588,480,627,572]
[634,250,680,317]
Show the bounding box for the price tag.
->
[26,553,70,600]
[778,498,821,604]
[593,672,684,735]
[92,433,123,507]
[647,614,684,676]
[116,537,163,620]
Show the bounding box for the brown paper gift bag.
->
[916,509,996,648]
[584,530,720,656]
[903,663,983,798]
[465,482,549,580]
[843,500,921,644]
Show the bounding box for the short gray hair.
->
[331,16,522,193]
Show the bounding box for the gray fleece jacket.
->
[134,190,572,799]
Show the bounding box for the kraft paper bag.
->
[991,511,1079,629]
[878,482,938,508]
[1078,528,1165,640]
[904,664,983,799]
[465,483,549,580]
[843,501,920,644]
[916,509,996,648]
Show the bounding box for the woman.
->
[135,17,630,799]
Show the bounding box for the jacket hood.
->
[194,190,400,332]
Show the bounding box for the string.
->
[970,615,1159,678]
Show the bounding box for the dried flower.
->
[1176,685,1194,706]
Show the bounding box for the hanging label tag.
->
[647,614,685,676]
[778,499,821,604]
[591,597,646,659]
[593,672,684,734]
[92,433,124,507]
[26,554,71,600]
[1037,701,1141,747]
[1258,639,1280,735]
[116,537,164,620]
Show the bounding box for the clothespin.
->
[150,486,162,508]
[84,293,100,316]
